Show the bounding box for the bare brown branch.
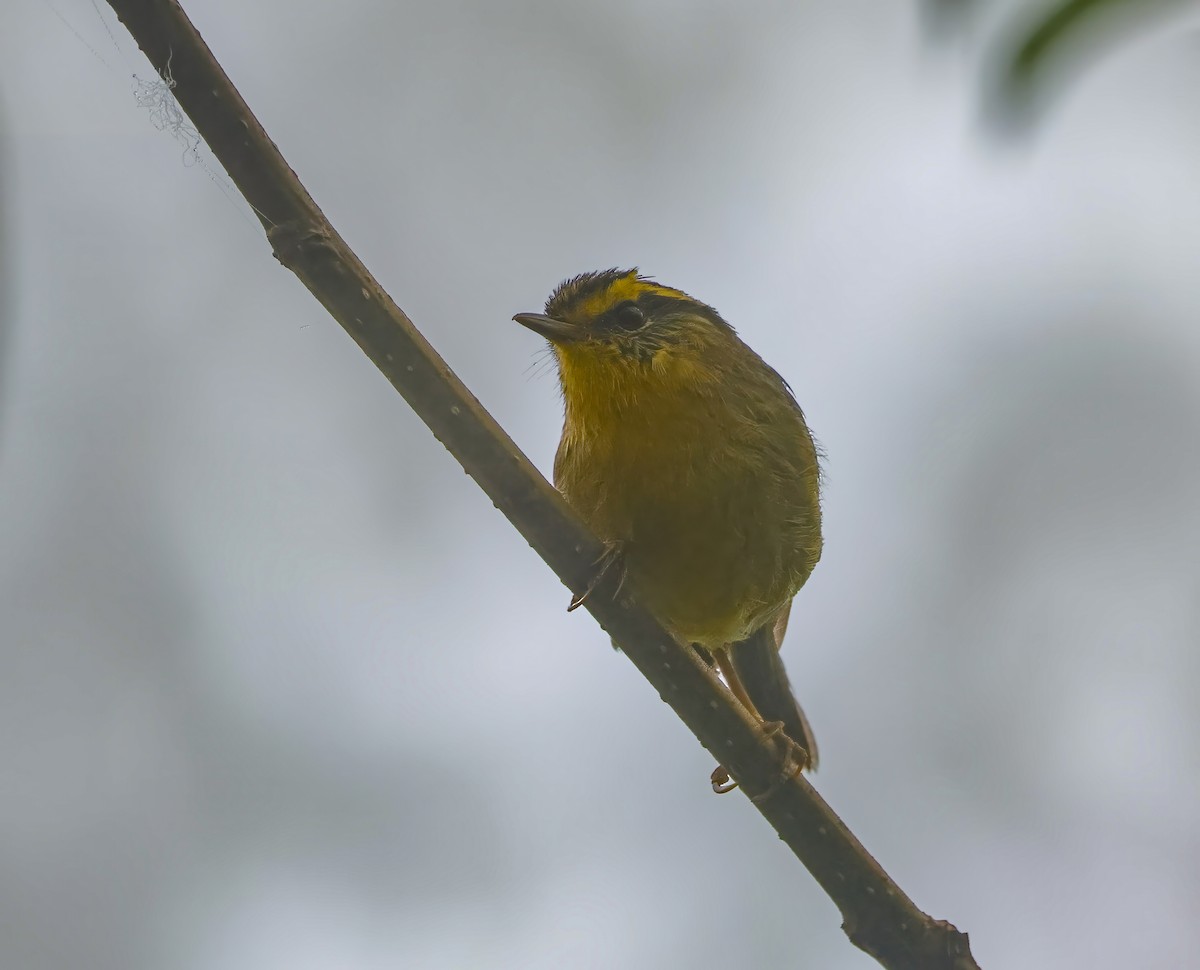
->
[102,3,981,967]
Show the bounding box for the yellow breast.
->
[553,341,821,647]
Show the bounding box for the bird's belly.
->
[630,512,769,645]
[560,433,818,647]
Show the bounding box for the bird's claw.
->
[568,541,627,612]
[711,765,737,794]
[710,720,812,798]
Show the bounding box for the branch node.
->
[268,220,335,270]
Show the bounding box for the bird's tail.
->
[728,620,819,771]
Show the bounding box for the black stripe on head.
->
[545,268,633,318]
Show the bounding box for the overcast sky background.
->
[2,2,1199,968]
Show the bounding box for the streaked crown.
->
[544,268,731,335]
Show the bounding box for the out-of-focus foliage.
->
[927,0,1195,125]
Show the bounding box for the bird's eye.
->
[611,301,646,331]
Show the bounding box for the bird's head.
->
[513,269,735,403]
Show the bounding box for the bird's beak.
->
[512,312,581,344]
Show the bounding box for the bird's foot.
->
[710,721,813,798]
[568,541,627,612]
[749,721,811,803]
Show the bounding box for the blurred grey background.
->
[2,1,1198,968]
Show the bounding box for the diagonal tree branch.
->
[102,3,981,967]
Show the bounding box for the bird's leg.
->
[710,648,812,795]
[568,540,627,612]
[714,648,762,719]
[710,646,763,794]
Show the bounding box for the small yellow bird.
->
[514,269,823,777]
